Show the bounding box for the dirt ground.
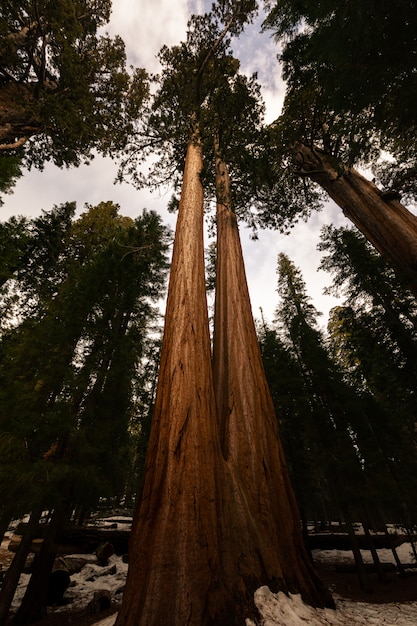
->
[316,556,417,605]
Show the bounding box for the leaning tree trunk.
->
[13,505,71,625]
[0,508,13,546]
[295,143,417,296]
[212,152,334,615]
[115,133,232,626]
[0,509,42,626]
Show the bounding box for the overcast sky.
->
[1,0,351,327]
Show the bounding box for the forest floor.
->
[316,552,417,604]
[2,527,417,625]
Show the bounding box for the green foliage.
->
[0,214,29,287]
[118,12,238,190]
[275,252,321,341]
[320,226,417,522]
[263,0,417,130]
[0,155,22,205]
[264,249,417,524]
[262,0,417,201]
[212,0,258,33]
[118,8,274,232]
[0,202,170,515]
[319,225,417,390]
[258,320,328,517]
[0,203,76,329]
[273,253,368,516]
[0,1,149,170]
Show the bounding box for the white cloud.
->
[232,10,286,123]
[239,201,350,328]
[106,0,192,71]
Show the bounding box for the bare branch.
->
[0,136,28,150]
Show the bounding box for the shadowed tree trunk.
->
[0,508,13,546]
[295,143,417,296]
[13,505,71,625]
[115,133,232,626]
[0,509,42,626]
[212,151,334,612]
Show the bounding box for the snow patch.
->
[246,586,417,626]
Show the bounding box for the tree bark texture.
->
[295,143,417,296]
[212,154,334,611]
[115,138,231,626]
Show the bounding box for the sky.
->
[1,0,352,327]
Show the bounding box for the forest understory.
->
[2,519,417,626]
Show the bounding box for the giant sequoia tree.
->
[116,12,239,625]
[208,60,331,607]
[116,5,332,625]
[256,1,417,294]
[213,153,331,612]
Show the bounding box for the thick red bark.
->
[116,139,334,626]
[212,154,334,612]
[295,143,417,295]
[115,138,232,626]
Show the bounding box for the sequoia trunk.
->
[115,136,231,626]
[295,143,417,295]
[212,153,334,612]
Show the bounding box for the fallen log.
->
[334,562,417,573]
[9,525,130,555]
[308,532,407,551]
[9,525,409,556]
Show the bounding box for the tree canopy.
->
[0,0,149,169]
[0,201,170,518]
[262,0,417,201]
[117,8,272,232]
[263,0,417,133]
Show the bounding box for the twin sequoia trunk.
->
[115,139,231,626]
[116,140,333,626]
[212,155,333,614]
[296,143,417,295]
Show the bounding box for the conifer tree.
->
[275,254,370,523]
[320,226,417,524]
[258,321,334,527]
[117,6,333,624]
[319,225,417,389]
[0,203,169,624]
[263,0,417,195]
[213,156,331,610]
[253,2,417,293]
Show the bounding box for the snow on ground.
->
[4,520,417,626]
[91,589,417,626]
[245,541,417,626]
[315,541,416,566]
[246,587,417,626]
[10,553,128,614]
